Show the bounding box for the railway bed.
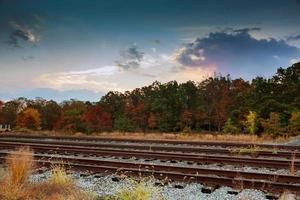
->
[1,135,300,196]
[1,151,300,196]
[0,137,299,159]
[1,134,300,151]
[0,141,299,169]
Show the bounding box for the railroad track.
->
[0,141,299,169]
[0,137,299,159]
[0,151,300,195]
[0,135,300,196]
[1,134,300,150]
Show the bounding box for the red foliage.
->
[83,105,112,131]
[181,109,193,127]
[147,113,157,129]
[125,101,147,129]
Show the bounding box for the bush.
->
[114,115,134,132]
[261,112,283,136]
[223,118,241,134]
[245,111,260,134]
[289,111,300,133]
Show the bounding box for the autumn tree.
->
[199,76,232,131]
[124,100,147,131]
[55,100,87,132]
[17,108,41,130]
[147,113,157,130]
[261,112,282,136]
[40,100,62,130]
[289,111,300,133]
[180,110,193,129]
[245,111,259,134]
[82,105,112,132]
[0,62,299,136]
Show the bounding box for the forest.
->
[0,62,300,136]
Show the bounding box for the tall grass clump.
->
[0,147,33,200]
[0,147,95,200]
[116,179,164,200]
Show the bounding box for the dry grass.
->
[115,178,164,200]
[91,131,290,143]
[0,148,94,200]
[229,145,264,157]
[6,130,293,143]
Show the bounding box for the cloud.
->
[174,28,300,77]
[0,88,104,102]
[33,66,119,92]
[290,58,300,64]
[8,15,44,48]
[116,45,144,70]
[287,34,300,41]
[21,55,34,61]
[232,27,261,33]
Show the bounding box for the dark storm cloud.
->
[8,15,44,48]
[116,45,144,70]
[175,28,300,75]
[233,27,261,33]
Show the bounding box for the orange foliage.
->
[17,108,41,130]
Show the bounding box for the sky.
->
[0,0,300,102]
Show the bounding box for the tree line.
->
[0,62,300,136]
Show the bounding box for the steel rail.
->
[0,153,299,195]
[1,134,299,150]
[0,137,299,159]
[0,141,299,169]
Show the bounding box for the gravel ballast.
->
[29,170,280,200]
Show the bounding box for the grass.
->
[117,182,153,200]
[6,130,293,143]
[0,148,94,200]
[229,145,262,157]
[114,178,164,200]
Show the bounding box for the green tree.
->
[40,100,62,130]
[114,115,134,132]
[0,101,19,127]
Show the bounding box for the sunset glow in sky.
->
[1,0,300,101]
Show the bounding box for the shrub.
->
[289,111,300,133]
[261,112,283,136]
[114,115,134,132]
[245,111,259,134]
[223,118,241,134]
